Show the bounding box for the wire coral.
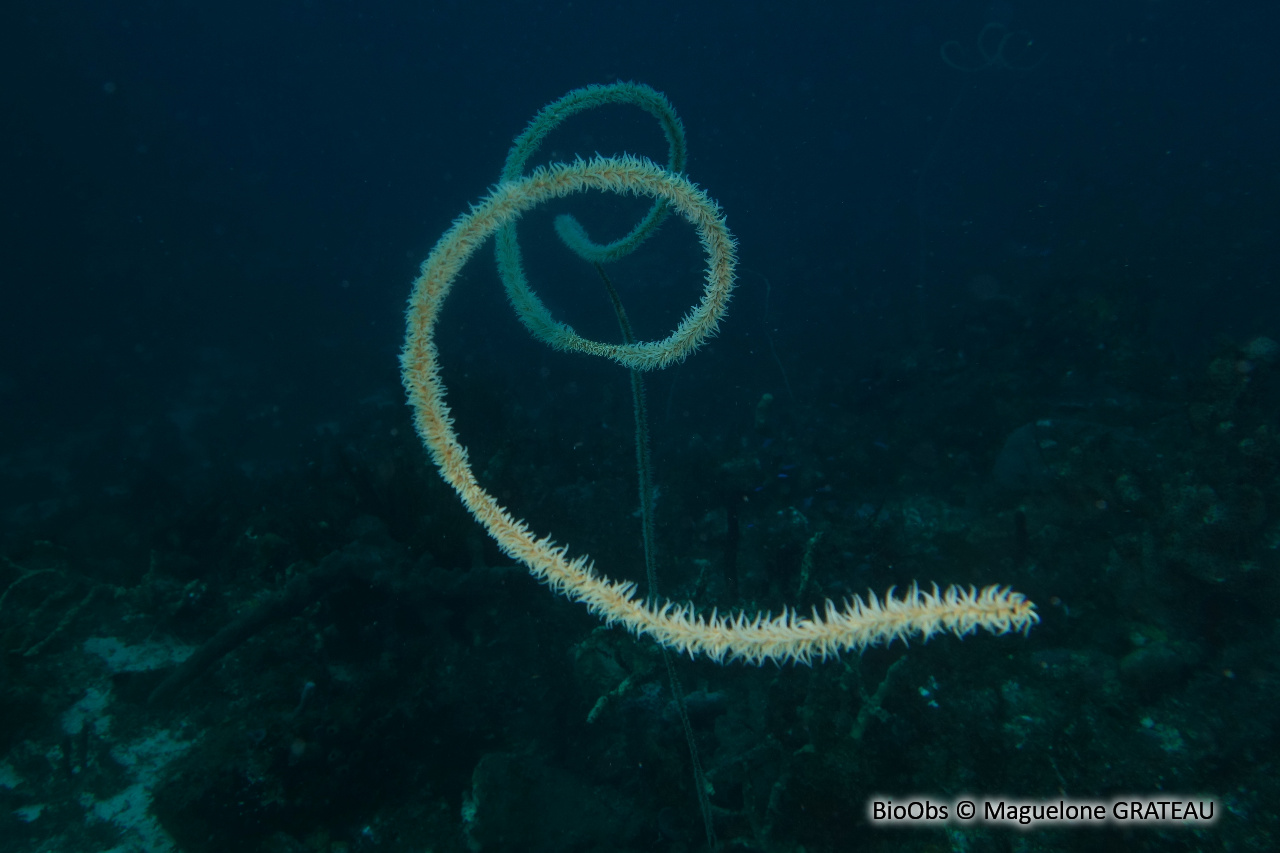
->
[399,87,1038,665]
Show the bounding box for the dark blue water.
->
[1,2,1276,851]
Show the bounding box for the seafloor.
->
[2,289,1277,852]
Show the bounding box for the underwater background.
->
[2,0,1278,851]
